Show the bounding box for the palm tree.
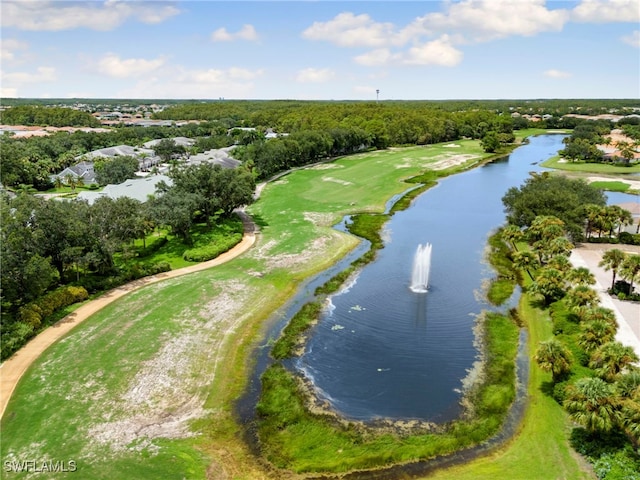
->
[512,250,538,281]
[547,236,574,258]
[530,267,566,305]
[599,249,627,291]
[566,266,596,286]
[617,369,640,446]
[64,174,78,192]
[619,254,640,295]
[502,225,524,251]
[535,339,573,382]
[578,320,617,353]
[547,255,572,274]
[576,306,618,327]
[53,176,64,190]
[564,377,621,433]
[565,285,599,310]
[589,341,639,382]
[611,205,633,236]
[584,204,603,239]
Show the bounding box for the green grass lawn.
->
[1,139,588,479]
[588,180,632,193]
[541,156,640,174]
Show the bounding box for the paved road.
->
[570,243,640,359]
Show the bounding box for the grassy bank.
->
[257,312,520,474]
[425,293,592,479]
[2,140,495,478]
[541,156,640,174]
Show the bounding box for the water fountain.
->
[410,243,432,293]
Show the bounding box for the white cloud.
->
[544,69,572,79]
[571,0,640,23]
[211,24,258,42]
[1,87,18,97]
[2,66,56,83]
[1,0,180,31]
[296,68,336,83]
[621,30,640,48]
[354,49,396,67]
[408,0,568,43]
[1,38,28,61]
[353,85,378,96]
[302,12,404,47]
[96,53,166,78]
[355,37,462,67]
[116,66,264,99]
[402,37,463,66]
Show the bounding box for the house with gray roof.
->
[76,174,172,205]
[187,146,240,169]
[143,137,195,149]
[80,145,156,160]
[51,161,97,184]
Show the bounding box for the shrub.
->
[618,232,640,246]
[1,322,36,361]
[182,233,242,261]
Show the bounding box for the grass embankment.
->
[2,141,491,479]
[257,312,520,474]
[426,241,593,480]
[257,152,530,473]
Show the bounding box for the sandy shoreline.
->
[570,243,640,358]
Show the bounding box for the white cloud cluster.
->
[296,68,336,83]
[544,69,572,79]
[1,0,180,31]
[96,54,166,78]
[211,24,258,42]
[1,66,56,96]
[117,66,264,99]
[303,12,404,48]
[0,38,28,61]
[302,0,638,69]
[621,30,640,48]
[571,0,640,23]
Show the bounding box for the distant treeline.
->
[0,105,101,127]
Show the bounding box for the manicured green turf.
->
[541,156,640,174]
[589,180,631,192]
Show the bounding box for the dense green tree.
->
[94,156,139,186]
[148,190,199,244]
[480,131,501,153]
[502,174,607,240]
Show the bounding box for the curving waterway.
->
[239,134,638,427]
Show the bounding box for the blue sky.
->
[1,1,639,100]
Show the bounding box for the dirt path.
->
[0,211,257,419]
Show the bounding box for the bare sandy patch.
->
[322,176,353,186]
[85,280,251,454]
[304,211,337,226]
[309,163,344,170]
[431,154,479,170]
